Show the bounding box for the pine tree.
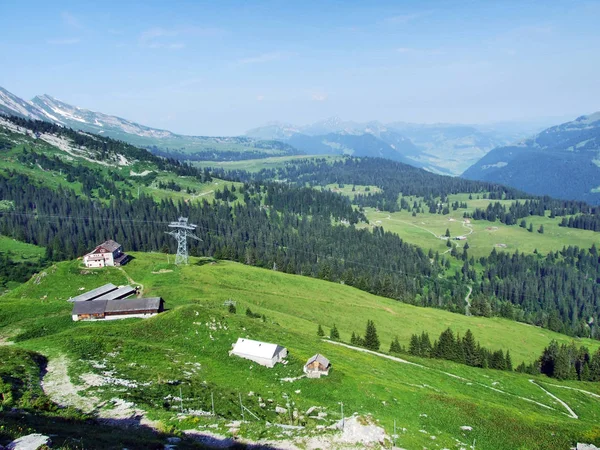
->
[390,336,402,354]
[409,334,420,356]
[350,332,358,346]
[363,320,380,351]
[420,332,432,357]
[228,303,236,314]
[317,324,325,337]
[330,324,340,340]
[505,350,513,371]
[435,328,456,361]
[462,329,479,367]
[590,349,600,382]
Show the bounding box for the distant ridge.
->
[463,112,600,204]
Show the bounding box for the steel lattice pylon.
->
[166,217,201,265]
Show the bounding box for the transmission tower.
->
[166,217,201,265]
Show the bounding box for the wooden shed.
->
[303,354,331,378]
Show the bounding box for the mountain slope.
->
[0,86,299,159]
[0,87,47,121]
[285,131,421,165]
[463,113,600,204]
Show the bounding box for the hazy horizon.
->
[1,0,599,135]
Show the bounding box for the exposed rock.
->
[275,406,288,414]
[576,444,600,450]
[7,434,52,450]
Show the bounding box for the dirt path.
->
[529,380,578,419]
[465,285,473,316]
[118,267,144,297]
[41,355,98,413]
[324,340,564,416]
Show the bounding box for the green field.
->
[362,201,600,259]
[0,235,45,262]
[1,253,599,449]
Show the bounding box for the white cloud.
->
[311,93,327,102]
[47,38,81,45]
[256,95,265,101]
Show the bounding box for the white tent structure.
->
[229,338,287,368]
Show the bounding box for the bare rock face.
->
[7,434,52,450]
[576,444,600,450]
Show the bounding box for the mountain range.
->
[0,86,298,159]
[463,112,600,204]
[247,118,543,175]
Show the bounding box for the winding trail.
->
[118,267,144,298]
[464,285,473,316]
[529,380,578,419]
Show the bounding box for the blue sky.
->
[1,0,599,135]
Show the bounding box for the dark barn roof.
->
[105,297,163,313]
[73,297,164,317]
[69,283,117,303]
[72,300,108,315]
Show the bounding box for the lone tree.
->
[330,324,340,340]
[317,324,325,337]
[228,303,236,314]
[363,320,380,351]
[445,228,451,238]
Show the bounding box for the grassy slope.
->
[0,129,242,205]
[1,253,600,449]
[0,236,45,262]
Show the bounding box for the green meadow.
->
[1,253,600,449]
[363,202,600,259]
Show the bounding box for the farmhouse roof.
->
[232,338,284,359]
[306,354,330,367]
[72,299,108,315]
[104,297,163,313]
[69,283,117,302]
[95,240,121,252]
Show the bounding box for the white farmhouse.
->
[229,338,287,368]
[83,240,129,268]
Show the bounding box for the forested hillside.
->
[463,112,600,204]
[1,116,600,340]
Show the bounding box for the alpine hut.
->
[83,240,129,268]
[229,338,287,368]
[303,354,331,378]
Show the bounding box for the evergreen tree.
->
[505,350,513,371]
[419,332,432,357]
[389,336,402,354]
[228,303,236,314]
[330,324,340,340]
[589,349,600,382]
[409,334,420,356]
[317,324,325,337]
[363,320,380,351]
[434,328,456,360]
[462,329,479,367]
